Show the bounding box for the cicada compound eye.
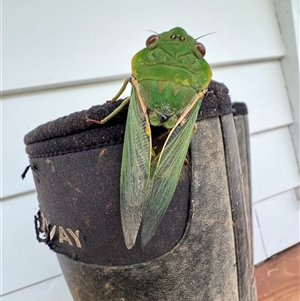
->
[196,42,206,57]
[146,34,158,47]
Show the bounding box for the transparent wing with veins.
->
[120,87,152,249]
[141,99,202,247]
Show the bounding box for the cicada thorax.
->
[132,29,212,92]
[138,79,197,129]
[131,29,212,131]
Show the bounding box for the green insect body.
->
[103,27,212,249]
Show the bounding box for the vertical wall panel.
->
[1,276,72,301]
[1,194,62,295]
[2,0,283,92]
[254,190,300,257]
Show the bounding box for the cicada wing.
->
[120,87,152,249]
[141,99,202,247]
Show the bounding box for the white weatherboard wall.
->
[1,0,299,300]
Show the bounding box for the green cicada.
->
[99,27,212,249]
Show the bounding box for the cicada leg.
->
[86,77,131,125]
[99,96,130,124]
[111,77,131,102]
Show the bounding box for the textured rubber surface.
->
[25,80,233,265]
[24,80,257,300]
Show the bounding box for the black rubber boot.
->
[233,102,257,300]
[24,80,257,300]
